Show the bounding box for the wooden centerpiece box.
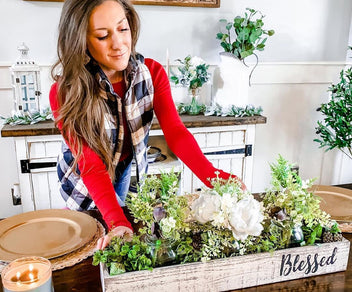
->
[100,238,350,292]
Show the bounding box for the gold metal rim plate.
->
[0,209,97,262]
[312,185,352,222]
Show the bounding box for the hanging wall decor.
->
[24,0,220,8]
[131,0,219,7]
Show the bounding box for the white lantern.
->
[10,43,41,113]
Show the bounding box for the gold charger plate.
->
[0,209,97,262]
[312,185,352,232]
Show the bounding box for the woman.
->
[50,0,245,249]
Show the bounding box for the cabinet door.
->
[181,125,255,193]
[15,135,65,212]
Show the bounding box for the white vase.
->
[213,52,252,108]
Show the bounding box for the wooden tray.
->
[100,238,350,292]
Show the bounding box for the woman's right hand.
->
[96,225,133,250]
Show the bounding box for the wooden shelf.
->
[1,115,267,137]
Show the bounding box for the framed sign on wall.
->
[132,0,220,7]
[25,0,220,8]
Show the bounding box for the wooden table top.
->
[0,234,348,292]
[1,191,351,292]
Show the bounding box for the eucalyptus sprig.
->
[205,104,263,117]
[315,67,352,159]
[0,108,53,125]
[170,55,210,90]
[216,8,275,60]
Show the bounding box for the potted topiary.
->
[315,66,352,160]
[214,8,274,109]
[314,59,352,210]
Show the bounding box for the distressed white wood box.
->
[100,238,350,292]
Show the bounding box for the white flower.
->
[160,217,176,234]
[191,193,222,224]
[228,196,264,241]
[301,179,310,189]
[212,211,226,227]
[190,56,206,68]
[220,192,237,212]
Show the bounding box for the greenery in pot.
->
[170,55,210,91]
[216,7,275,60]
[315,66,352,159]
[170,55,210,115]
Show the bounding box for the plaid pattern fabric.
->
[57,54,154,210]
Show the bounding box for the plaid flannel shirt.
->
[56,54,154,210]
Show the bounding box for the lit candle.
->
[1,257,53,292]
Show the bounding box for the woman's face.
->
[87,0,132,82]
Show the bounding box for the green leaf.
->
[216,32,224,40]
[226,22,233,31]
[109,263,126,276]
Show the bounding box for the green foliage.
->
[262,155,331,231]
[315,67,352,159]
[205,104,263,117]
[177,101,207,116]
[170,55,210,90]
[177,103,263,117]
[0,108,53,125]
[209,172,243,197]
[302,223,323,245]
[94,160,340,275]
[125,170,189,240]
[246,219,292,253]
[269,155,301,189]
[92,236,153,275]
[216,8,275,60]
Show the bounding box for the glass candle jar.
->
[145,236,176,267]
[1,256,53,292]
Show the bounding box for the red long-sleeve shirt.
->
[50,58,232,230]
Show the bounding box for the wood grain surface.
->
[1,115,267,137]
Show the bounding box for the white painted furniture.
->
[1,116,266,212]
[14,134,64,212]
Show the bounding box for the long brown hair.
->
[51,0,140,178]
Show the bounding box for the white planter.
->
[100,238,350,292]
[213,52,251,108]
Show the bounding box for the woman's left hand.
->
[96,225,133,250]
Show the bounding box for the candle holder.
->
[1,256,53,292]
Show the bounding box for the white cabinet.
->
[179,124,255,193]
[4,116,264,212]
[14,135,65,212]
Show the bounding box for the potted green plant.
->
[213,8,274,109]
[315,66,352,160]
[170,55,210,115]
